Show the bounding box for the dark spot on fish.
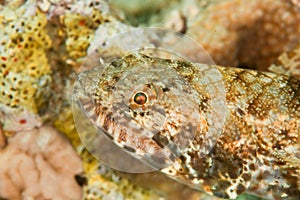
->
[75,174,87,186]
[218,180,231,190]
[152,133,169,148]
[236,107,245,116]
[162,87,170,92]
[263,159,270,166]
[236,184,246,194]
[102,106,108,111]
[198,97,210,112]
[118,129,127,142]
[103,113,112,130]
[179,155,187,162]
[242,173,252,181]
[133,111,137,117]
[180,16,187,34]
[145,83,153,89]
[249,163,256,170]
[212,191,229,199]
[257,172,263,181]
[111,61,119,68]
[123,145,136,153]
[112,75,121,83]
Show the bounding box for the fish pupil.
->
[133,92,147,105]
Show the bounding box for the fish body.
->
[76,53,300,199]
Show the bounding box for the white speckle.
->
[281,193,288,198]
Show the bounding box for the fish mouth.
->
[77,97,116,137]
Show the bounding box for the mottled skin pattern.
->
[76,53,300,200]
[165,68,300,199]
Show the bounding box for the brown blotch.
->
[212,190,229,199]
[236,184,246,194]
[251,184,260,191]
[94,105,102,115]
[242,173,252,182]
[262,170,271,178]
[198,97,210,112]
[179,155,187,162]
[102,113,112,130]
[249,163,256,170]
[211,148,243,179]
[236,107,246,116]
[218,180,231,189]
[123,145,135,153]
[256,172,263,181]
[152,133,169,148]
[263,159,270,166]
[118,129,127,143]
[189,152,207,175]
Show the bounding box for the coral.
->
[290,0,300,9]
[87,20,131,54]
[0,2,52,112]
[186,0,300,69]
[63,0,113,61]
[0,126,83,200]
[109,0,179,26]
[0,105,42,132]
[82,162,164,200]
[269,45,300,79]
[118,0,300,69]
[0,1,52,131]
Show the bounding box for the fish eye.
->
[133,92,148,105]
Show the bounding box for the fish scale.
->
[76,52,300,200]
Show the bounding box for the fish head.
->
[75,52,204,167]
